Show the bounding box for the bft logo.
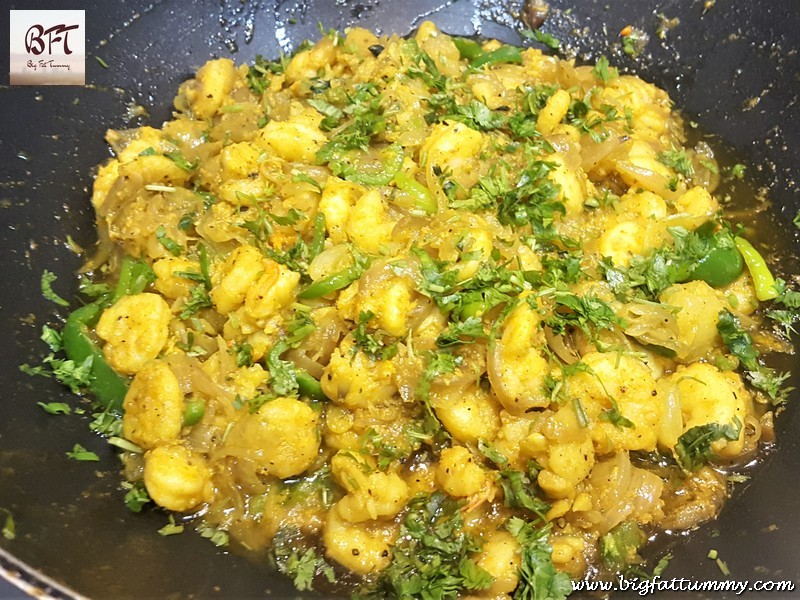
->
[10,10,86,85]
[25,23,81,56]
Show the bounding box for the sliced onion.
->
[359,259,399,294]
[286,349,325,379]
[308,243,353,282]
[589,452,633,533]
[430,342,487,394]
[487,335,514,409]
[628,468,664,519]
[294,307,346,367]
[165,354,235,404]
[544,326,579,364]
[392,212,430,244]
[657,380,683,450]
[615,160,684,202]
[760,411,776,444]
[589,452,664,534]
[617,300,680,351]
[731,413,764,465]
[581,134,626,174]
[547,134,581,170]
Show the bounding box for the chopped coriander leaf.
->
[406,40,450,92]
[716,310,759,369]
[729,163,746,179]
[239,206,273,245]
[507,517,572,600]
[621,27,649,58]
[234,342,254,367]
[0,508,15,541]
[417,257,527,323]
[658,147,694,178]
[315,83,386,174]
[291,172,323,191]
[246,54,286,95]
[653,552,673,577]
[444,100,507,131]
[599,400,635,429]
[40,325,62,352]
[78,276,112,298]
[477,438,510,468]
[270,208,304,227]
[157,515,185,536]
[458,161,567,245]
[544,360,595,405]
[122,480,151,513]
[19,362,47,378]
[794,211,800,230]
[38,401,71,415]
[194,189,217,209]
[49,355,94,394]
[767,278,800,335]
[373,492,493,598]
[360,428,409,470]
[307,97,344,130]
[155,225,182,256]
[164,150,199,172]
[603,223,742,300]
[540,288,626,340]
[41,270,70,307]
[234,392,274,414]
[717,309,791,404]
[592,56,618,83]
[417,350,463,402]
[89,410,123,436]
[601,520,647,569]
[66,443,100,462]
[266,341,299,397]
[275,544,336,592]
[567,94,622,143]
[285,310,316,345]
[666,176,679,192]
[351,311,398,361]
[197,523,230,547]
[498,467,550,520]
[180,284,213,319]
[675,418,742,471]
[415,350,463,439]
[520,28,561,51]
[436,316,488,348]
[699,158,719,174]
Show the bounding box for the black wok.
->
[0,0,799,598]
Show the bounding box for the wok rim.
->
[0,547,82,600]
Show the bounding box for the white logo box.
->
[9,10,86,85]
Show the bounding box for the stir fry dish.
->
[39,21,800,598]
